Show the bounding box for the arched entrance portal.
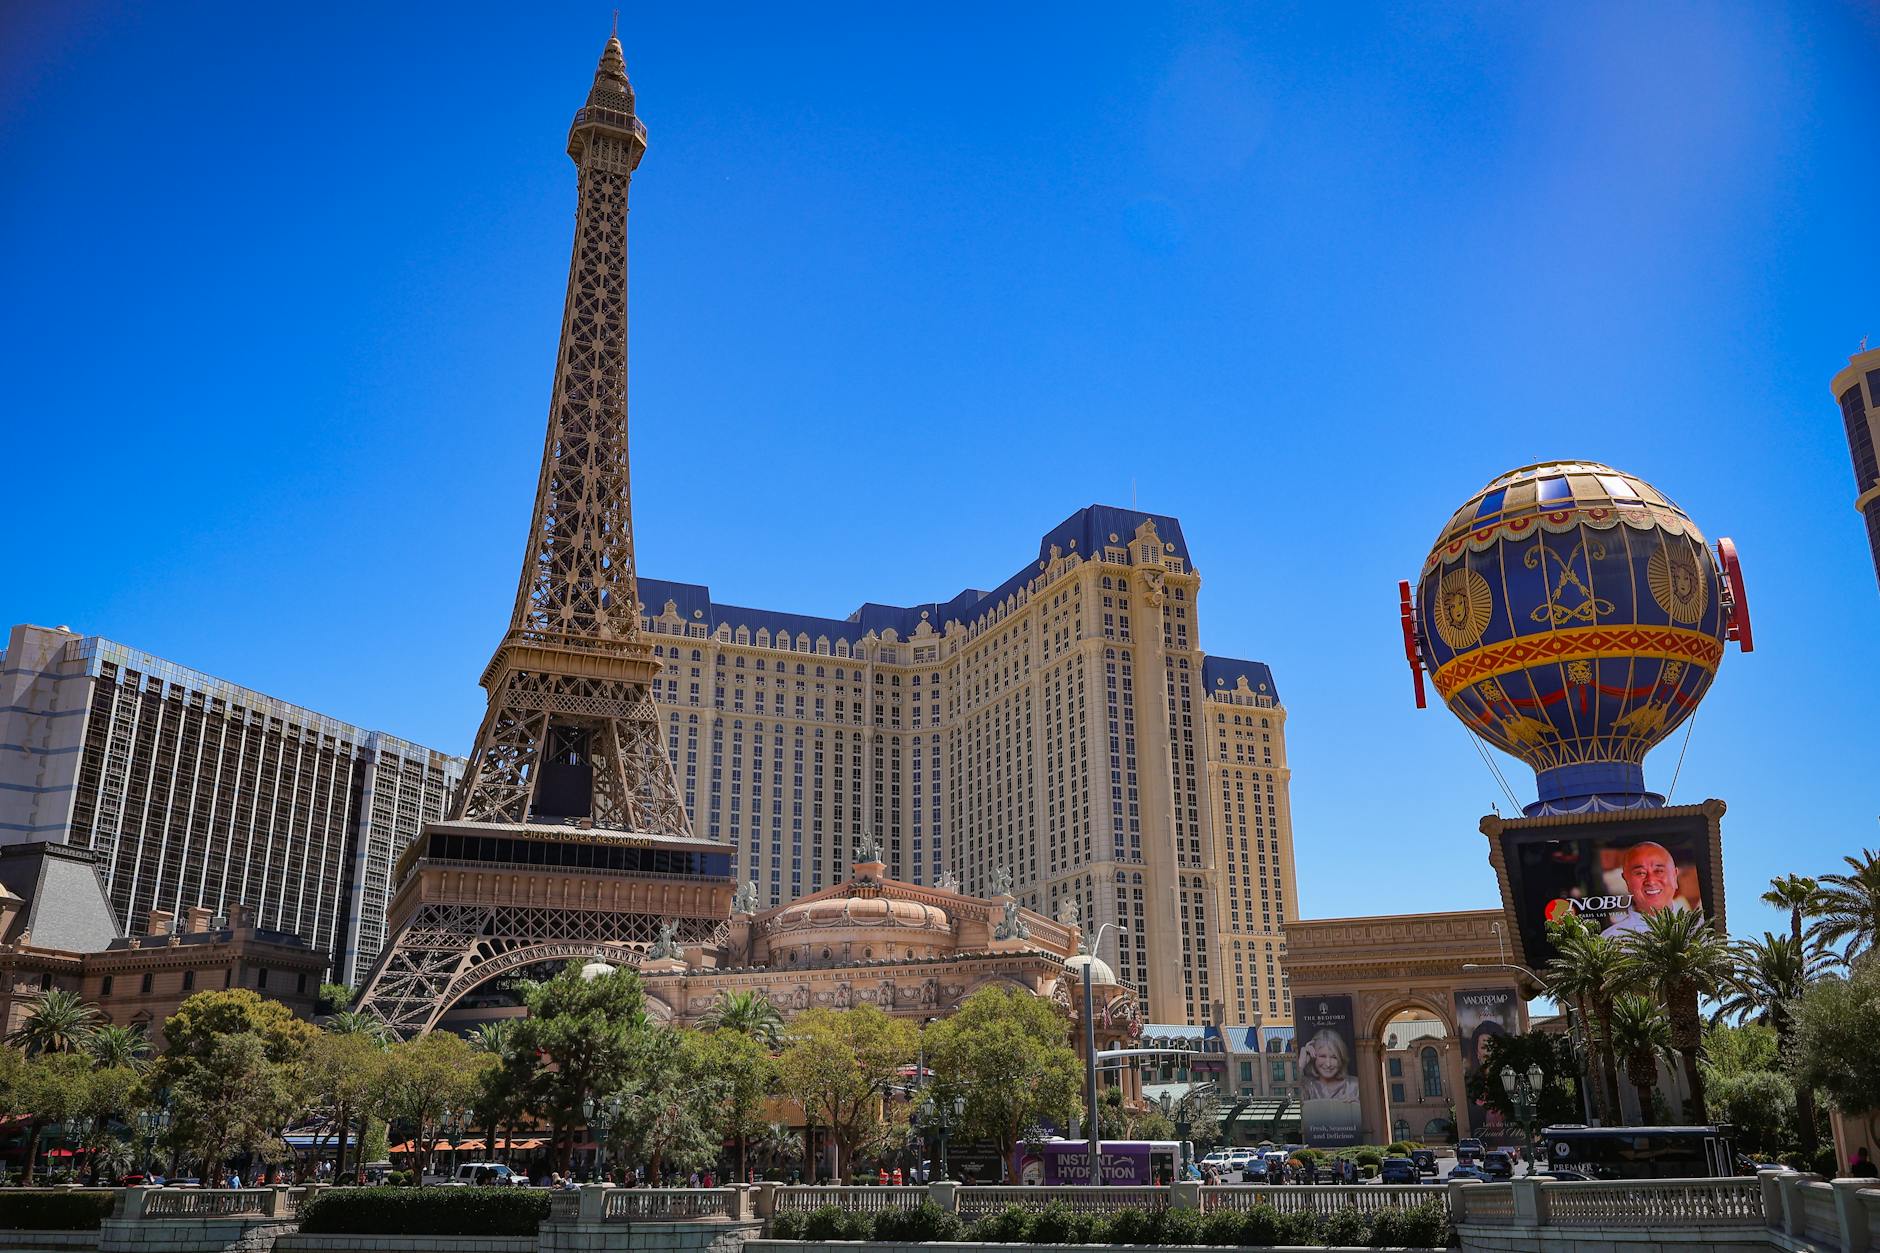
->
[1281,910,1528,1147]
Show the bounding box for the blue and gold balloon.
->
[1404,461,1752,815]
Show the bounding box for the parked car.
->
[1379,1157,1420,1184]
[1534,1168,1594,1181]
[426,1162,528,1186]
[1456,1138,1485,1161]
[1409,1149,1438,1176]
[1482,1151,1514,1180]
[1447,1163,1490,1182]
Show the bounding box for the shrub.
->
[1236,1204,1284,1247]
[1372,1198,1450,1249]
[971,1204,1035,1244]
[1094,1206,1152,1244]
[0,1192,117,1231]
[1158,1207,1202,1247]
[297,1187,550,1236]
[801,1205,872,1241]
[1276,1207,1323,1246]
[871,1201,964,1243]
[1199,1206,1248,1246]
[1026,1200,1093,1246]
[1385,1140,1423,1156]
[1321,1206,1372,1247]
[769,1210,809,1240]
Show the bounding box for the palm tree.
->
[1713,932,1826,1156]
[699,990,784,1048]
[467,1021,521,1163]
[1607,994,1675,1118]
[756,1120,801,1178]
[1810,849,1880,963]
[323,1010,388,1043]
[83,1024,152,1071]
[7,988,100,1055]
[1545,920,1628,1125]
[1761,875,1818,950]
[1619,909,1733,1124]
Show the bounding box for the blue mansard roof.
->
[639,506,1272,698]
[1202,656,1280,703]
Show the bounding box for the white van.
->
[425,1162,527,1186]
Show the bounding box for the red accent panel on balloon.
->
[1399,579,1427,709]
[1716,537,1753,653]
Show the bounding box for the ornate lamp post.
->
[1499,1063,1545,1175]
[1082,922,1127,1186]
[582,1095,622,1182]
[918,1094,965,1181]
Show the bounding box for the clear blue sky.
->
[4,3,1876,944]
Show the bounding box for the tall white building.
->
[0,624,463,983]
[639,505,1297,1024]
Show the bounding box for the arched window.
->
[1420,1046,1442,1098]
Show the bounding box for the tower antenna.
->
[612,9,619,37]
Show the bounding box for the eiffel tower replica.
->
[356,36,732,1038]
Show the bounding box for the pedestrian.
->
[1852,1147,1878,1179]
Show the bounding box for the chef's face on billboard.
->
[1621,842,1677,916]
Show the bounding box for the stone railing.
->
[772,1187,926,1215]
[1763,1170,1880,1252]
[1203,1184,1448,1218]
[602,1189,735,1221]
[1452,1176,1763,1230]
[954,1185,1168,1217]
[125,1188,287,1219]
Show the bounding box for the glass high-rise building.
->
[638,505,1297,1025]
[1833,345,1880,591]
[0,624,463,983]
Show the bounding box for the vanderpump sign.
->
[1456,987,1516,1145]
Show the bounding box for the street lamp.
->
[1463,961,1597,1125]
[1082,922,1127,1187]
[918,1094,965,1181]
[1498,1063,1546,1175]
[582,1096,622,1182]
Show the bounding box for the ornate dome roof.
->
[1063,952,1117,985]
[772,893,951,934]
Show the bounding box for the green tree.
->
[509,962,650,1172]
[923,985,1083,1179]
[755,1120,801,1178]
[467,1021,527,1166]
[168,1032,296,1181]
[1810,850,1880,963]
[306,1026,385,1181]
[1608,993,1674,1118]
[77,1065,143,1183]
[1462,1031,1580,1135]
[1762,874,1818,950]
[316,983,355,1017]
[698,990,785,1048]
[614,1028,727,1180]
[1545,917,1628,1125]
[13,1051,94,1184]
[1714,932,1825,1155]
[1788,954,1880,1125]
[323,1011,388,1043]
[775,1005,917,1181]
[1618,909,1732,1124]
[693,1025,777,1181]
[7,988,100,1055]
[83,1024,153,1072]
[157,989,317,1074]
[369,1031,493,1187]
[1701,1022,1794,1155]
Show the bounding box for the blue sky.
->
[4,3,1876,944]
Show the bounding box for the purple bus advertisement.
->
[1013,1139,1192,1185]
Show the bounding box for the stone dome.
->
[773,893,951,934]
[1063,952,1117,985]
[578,959,616,981]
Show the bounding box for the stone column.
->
[1830,1178,1872,1250]
[1356,1034,1387,1146]
[1440,1036,1471,1141]
[927,1181,959,1213]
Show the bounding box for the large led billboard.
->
[1484,801,1726,971]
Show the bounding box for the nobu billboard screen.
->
[1294,994,1360,1148]
[1498,809,1719,968]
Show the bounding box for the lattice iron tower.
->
[354,38,731,1038]
[453,36,688,835]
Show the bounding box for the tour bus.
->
[1539,1125,1740,1180]
[1015,1138,1195,1185]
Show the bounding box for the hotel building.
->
[1833,345,1880,590]
[0,623,463,984]
[639,505,1296,1024]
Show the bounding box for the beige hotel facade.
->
[638,505,1297,1026]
